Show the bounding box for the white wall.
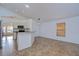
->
[32,20,39,36]
[40,16,79,44]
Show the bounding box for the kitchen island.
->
[14,31,35,51]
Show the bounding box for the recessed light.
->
[25,4,30,8]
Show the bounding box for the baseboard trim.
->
[35,36,79,45]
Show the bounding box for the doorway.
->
[2,25,13,36]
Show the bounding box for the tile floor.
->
[0,36,15,56]
[16,37,79,56]
[0,36,79,56]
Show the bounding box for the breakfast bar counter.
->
[13,31,35,51]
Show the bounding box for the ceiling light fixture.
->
[25,4,30,8]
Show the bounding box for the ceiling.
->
[0,3,79,22]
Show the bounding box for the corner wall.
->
[40,16,79,44]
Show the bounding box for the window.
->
[57,23,65,37]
